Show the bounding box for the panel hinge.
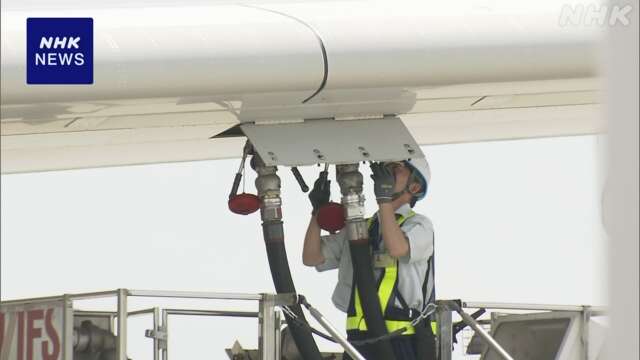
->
[334,114,388,121]
[253,118,305,126]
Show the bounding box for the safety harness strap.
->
[347,211,420,335]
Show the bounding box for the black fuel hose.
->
[350,241,397,360]
[262,220,323,360]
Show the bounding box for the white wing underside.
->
[0,1,604,173]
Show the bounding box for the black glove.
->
[370,162,396,204]
[309,171,330,215]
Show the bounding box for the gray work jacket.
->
[316,204,435,313]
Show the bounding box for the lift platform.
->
[0,289,607,360]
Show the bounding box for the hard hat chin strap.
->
[391,190,406,201]
[391,166,420,201]
[391,185,412,201]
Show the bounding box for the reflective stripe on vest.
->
[346,211,423,334]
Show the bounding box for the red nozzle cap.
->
[228,193,260,215]
[317,202,345,233]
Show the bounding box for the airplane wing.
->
[0,1,603,173]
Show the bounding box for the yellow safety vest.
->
[346,211,437,336]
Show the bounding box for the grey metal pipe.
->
[435,304,453,360]
[127,308,156,317]
[128,289,262,301]
[462,301,607,314]
[164,309,258,318]
[161,309,169,360]
[1,290,120,305]
[116,289,128,360]
[449,302,514,360]
[259,294,278,360]
[304,301,366,360]
[153,308,160,360]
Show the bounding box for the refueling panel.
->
[241,116,425,167]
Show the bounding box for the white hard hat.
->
[404,157,431,200]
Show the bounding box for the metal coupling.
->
[342,193,365,220]
[253,153,283,222]
[345,221,369,242]
[336,163,369,243]
[336,164,365,221]
[336,164,363,196]
[255,171,281,198]
[261,197,283,222]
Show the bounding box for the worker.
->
[302,159,436,360]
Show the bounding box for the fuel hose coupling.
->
[253,154,282,223]
[337,163,397,359]
[336,163,368,244]
[250,153,324,360]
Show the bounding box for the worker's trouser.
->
[343,323,436,360]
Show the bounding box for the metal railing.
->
[2,291,607,360]
[1,289,364,360]
[435,300,607,360]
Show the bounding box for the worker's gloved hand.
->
[370,162,396,204]
[309,171,330,215]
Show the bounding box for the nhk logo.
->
[27,18,93,84]
[36,37,85,66]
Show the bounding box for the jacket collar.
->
[395,203,413,217]
[375,203,412,220]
